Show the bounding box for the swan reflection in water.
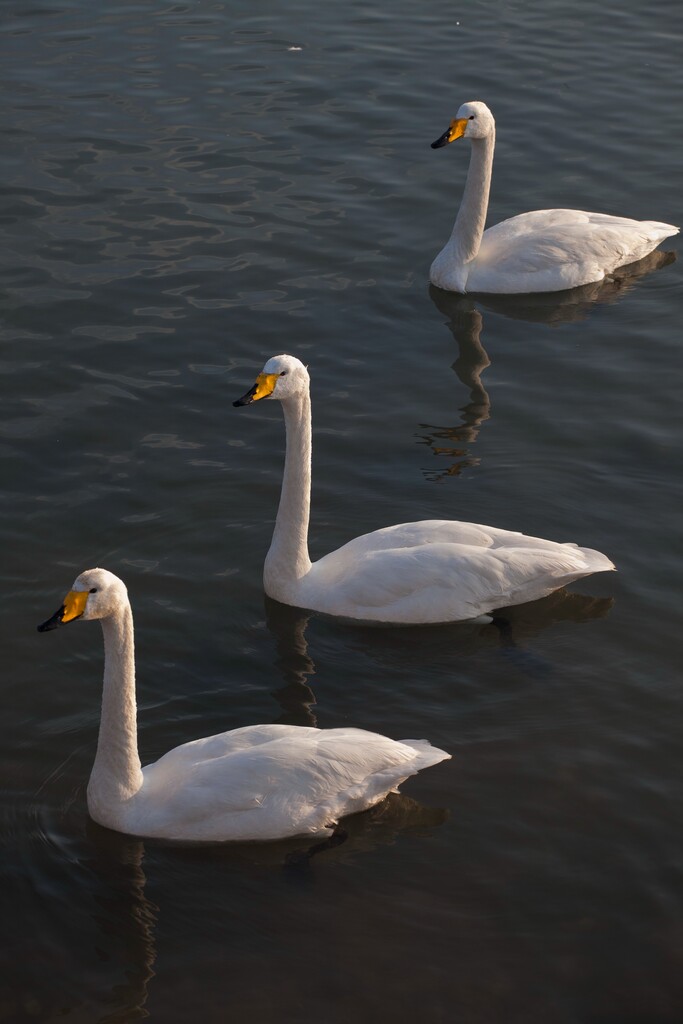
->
[264,587,614,700]
[420,248,677,480]
[418,294,491,481]
[79,788,448,1016]
[264,596,318,727]
[82,828,158,1022]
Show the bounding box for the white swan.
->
[234,354,615,624]
[430,101,678,294]
[38,568,450,842]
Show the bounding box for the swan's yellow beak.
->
[37,589,89,632]
[431,117,469,149]
[233,372,280,407]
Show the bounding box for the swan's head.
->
[431,101,494,148]
[233,354,310,407]
[38,568,128,632]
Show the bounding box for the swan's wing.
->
[140,725,317,818]
[302,520,613,623]
[469,209,678,292]
[255,727,450,834]
[143,723,315,779]
[140,724,449,840]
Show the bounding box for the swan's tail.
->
[642,220,679,243]
[399,739,451,771]
[576,545,616,574]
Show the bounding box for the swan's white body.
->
[38,569,450,842]
[234,355,615,624]
[430,101,678,295]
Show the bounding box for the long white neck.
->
[264,389,313,601]
[87,601,143,824]
[450,130,495,262]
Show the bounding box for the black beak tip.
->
[233,386,257,407]
[37,607,65,632]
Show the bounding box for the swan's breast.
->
[429,245,470,293]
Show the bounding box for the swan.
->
[430,101,678,294]
[234,354,615,624]
[37,568,451,842]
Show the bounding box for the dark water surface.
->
[1,0,682,1021]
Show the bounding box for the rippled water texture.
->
[1,0,682,1021]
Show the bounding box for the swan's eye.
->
[469,115,475,120]
[89,588,98,593]
[279,371,287,377]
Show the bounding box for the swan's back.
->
[467,209,678,293]
[137,724,450,841]
[298,520,615,624]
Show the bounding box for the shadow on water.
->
[420,249,676,478]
